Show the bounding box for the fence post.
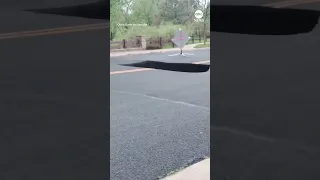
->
[141,36,147,49]
[122,39,126,48]
[192,35,194,44]
[159,37,162,48]
[136,36,141,47]
[199,33,201,43]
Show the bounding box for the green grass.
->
[161,39,210,49]
[194,43,210,48]
[186,38,210,45]
[162,43,174,49]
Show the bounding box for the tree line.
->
[110,0,210,44]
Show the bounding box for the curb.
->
[110,47,210,57]
[110,48,144,52]
[161,158,210,180]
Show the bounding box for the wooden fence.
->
[110,38,142,49]
[110,34,210,50]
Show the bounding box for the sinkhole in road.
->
[121,61,210,73]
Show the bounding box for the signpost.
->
[169,28,195,57]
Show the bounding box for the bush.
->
[113,22,201,40]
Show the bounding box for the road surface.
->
[211,1,320,180]
[0,2,109,180]
[110,50,210,180]
[110,1,320,180]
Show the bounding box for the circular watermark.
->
[194,10,203,19]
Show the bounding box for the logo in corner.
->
[194,10,203,19]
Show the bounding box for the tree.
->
[201,0,210,44]
[110,0,209,40]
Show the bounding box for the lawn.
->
[194,43,210,48]
[162,39,210,49]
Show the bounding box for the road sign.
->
[171,29,190,48]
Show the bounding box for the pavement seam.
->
[211,126,320,153]
[111,89,210,111]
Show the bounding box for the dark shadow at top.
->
[25,0,109,20]
[211,5,320,35]
[25,3,320,35]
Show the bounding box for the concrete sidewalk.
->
[162,158,210,180]
[110,43,210,57]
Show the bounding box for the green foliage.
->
[113,22,199,40]
[110,0,210,41]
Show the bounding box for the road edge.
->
[110,47,210,57]
[161,158,210,180]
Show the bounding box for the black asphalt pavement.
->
[211,1,320,180]
[4,0,320,180]
[0,2,109,180]
[110,50,210,180]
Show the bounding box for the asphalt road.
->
[110,1,320,180]
[211,1,320,180]
[110,50,210,180]
[0,2,109,180]
[3,0,320,180]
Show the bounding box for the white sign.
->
[194,10,204,22]
[171,29,190,48]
